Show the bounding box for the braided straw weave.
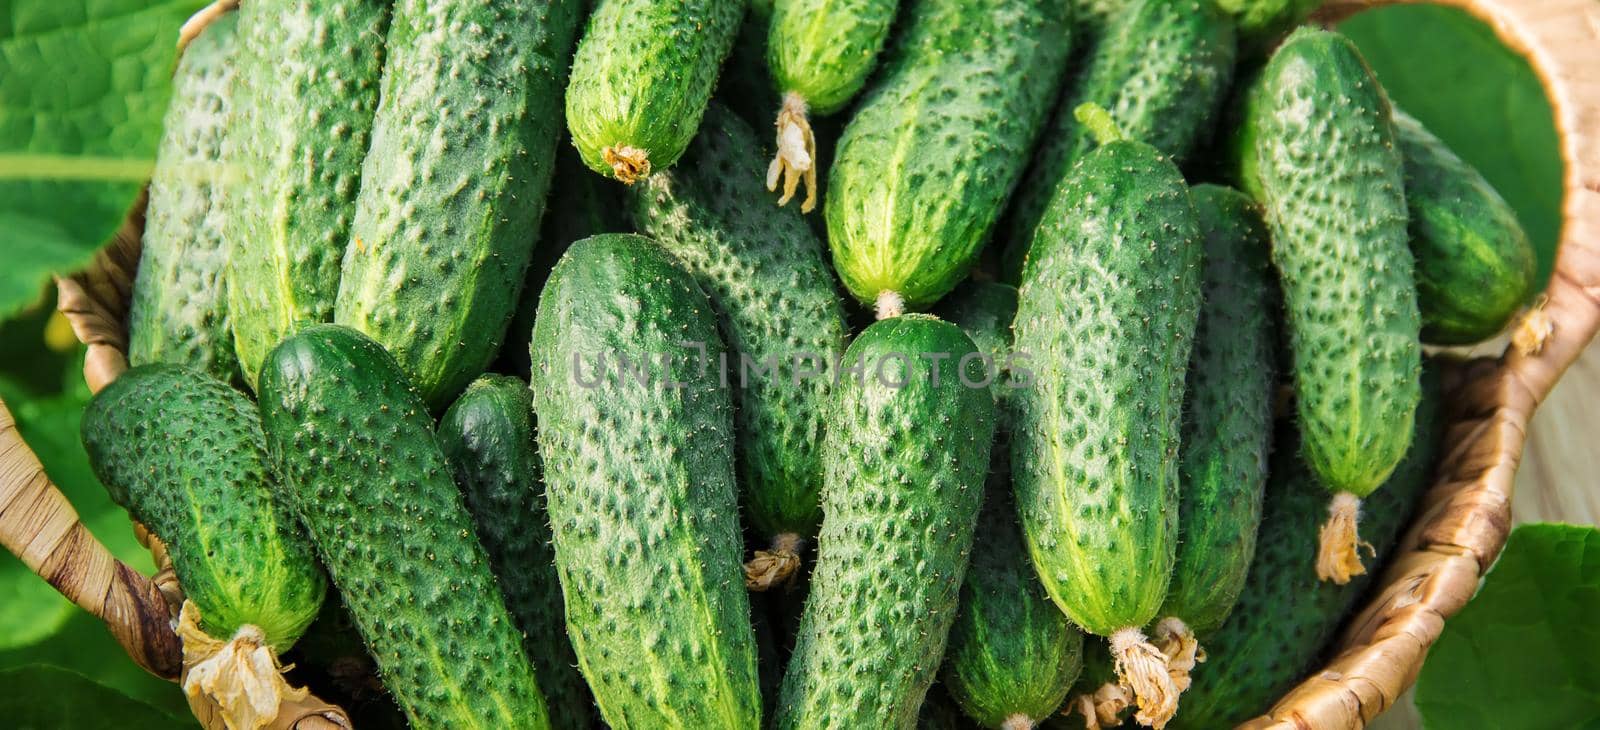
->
[0,0,1596,728]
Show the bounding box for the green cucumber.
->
[529,234,761,728]
[1393,110,1536,345]
[126,13,241,384]
[1215,0,1318,48]
[626,105,848,587]
[564,0,745,182]
[224,0,389,390]
[777,315,996,729]
[334,0,584,410]
[1174,367,1442,729]
[258,325,548,730]
[1001,0,1235,284]
[438,376,594,729]
[826,0,1071,314]
[81,365,325,651]
[1249,27,1421,583]
[762,0,899,211]
[1156,185,1276,639]
[1010,115,1202,728]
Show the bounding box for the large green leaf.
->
[1343,5,1564,284]
[1415,523,1600,728]
[0,0,209,319]
[0,664,191,729]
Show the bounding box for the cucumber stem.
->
[1073,103,1128,147]
[1001,713,1034,730]
[1152,616,1204,692]
[743,532,805,591]
[875,290,906,320]
[1109,627,1180,729]
[1072,682,1132,730]
[1315,491,1373,584]
[177,600,315,729]
[602,145,651,184]
[767,91,819,213]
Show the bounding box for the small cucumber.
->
[127,13,241,384]
[1174,367,1442,729]
[777,315,996,729]
[438,376,595,729]
[762,0,899,211]
[1249,27,1421,584]
[1001,0,1235,283]
[1393,110,1536,345]
[564,0,746,182]
[335,0,584,410]
[1156,185,1276,638]
[224,0,390,389]
[529,234,761,728]
[1010,116,1202,728]
[258,325,549,730]
[626,105,849,588]
[826,0,1072,314]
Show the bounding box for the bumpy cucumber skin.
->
[1393,111,1536,345]
[529,234,761,729]
[1157,185,1277,637]
[777,315,996,729]
[127,14,241,384]
[627,105,848,540]
[438,376,594,730]
[1010,140,1202,637]
[224,0,389,389]
[766,0,898,114]
[1001,0,1235,283]
[1251,27,1421,498]
[1174,369,1442,729]
[82,365,324,649]
[564,0,745,178]
[1215,0,1319,45]
[258,325,548,730]
[335,0,583,410]
[826,0,1071,309]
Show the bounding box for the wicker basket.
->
[2,0,1597,727]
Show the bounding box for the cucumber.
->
[1173,366,1442,729]
[1010,112,1202,728]
[438,376,595,729]
[564,0,745,182]
[762,0,899,211]
[1393,110,1536,345]
[334,0,584,410]
[224,0,390,390]
[258,325,549,730]
[776,315,996,729]
[626,105,849,589]
[126,13,242,384]
[1248,27,1421,584]
[1000,0,1235,284]
[529,234,761,728]
[826,0,1072,315]
[1156,185,1276,641]
[1214,0,1319,48]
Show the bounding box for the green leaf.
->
[1415,523,1600,728]
[0,0,210,319]
[1342,5,1564,285]
[0,664,191,729]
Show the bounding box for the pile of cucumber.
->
[93,0,1536,728]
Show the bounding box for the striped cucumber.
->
[1174,367,1442,729]
[827,0,1071,315]
[626,105,849,589]
[1394,110,1536,345]
[127,12,241,384]
[258,325,549,729]
[564,0,745,182]
[529,234,761,728]
[1010,107,1202,729]
[763,0,899,211]
[438,376,595,729]
[1249,27,1421,585]
[335,0,584,410]
[224,0,389,390]
[82,365,326,727]
[1001,0,1235,284]
[777,315,996,729]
